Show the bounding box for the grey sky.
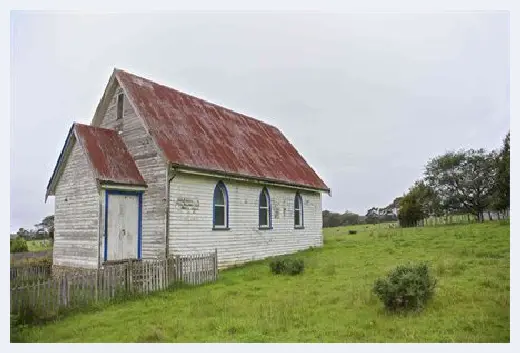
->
[10,12,509,232]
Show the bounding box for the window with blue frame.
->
[259,187,271,229]
[213,181,228,229]
[294,192,304,228]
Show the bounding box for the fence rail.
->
[10,251,218,316]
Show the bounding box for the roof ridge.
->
[114,68,282,132]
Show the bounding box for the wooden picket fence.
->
[11,264,52,284]
[10,251,218,316]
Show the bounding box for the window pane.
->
[214,206,225,226]
[294,209,300,226]
[260,208,268,227]
[260,191,267,207]
[294,195,299,210]
[214,186,225,205]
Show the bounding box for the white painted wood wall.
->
[53,142,99,269]
[97,86,167,259]
[168,173,323,268]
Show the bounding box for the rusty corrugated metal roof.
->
[74,123,146,186]
[115,69,329,191]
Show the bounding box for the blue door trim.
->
[104,189,143,262]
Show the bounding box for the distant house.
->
[46,69,330,273]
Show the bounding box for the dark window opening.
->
[259,187,271,229]
[213,181,228,229]
[117,93,124,120]
[294,193,303,228]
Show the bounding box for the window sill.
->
[212,227,230,231]
[259,226,273,230]
[294,226,305,230]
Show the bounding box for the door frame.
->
[104,189,143,262]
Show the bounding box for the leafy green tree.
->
[493,132,510,211]
[322,210,362,228]
[35,215,54,239]
[411,180,442,218]
[398,183,428,227]
[424,149,497,222]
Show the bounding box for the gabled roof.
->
[45,123,146,200]
[102,69,329,192]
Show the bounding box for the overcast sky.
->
[10,12,509,231]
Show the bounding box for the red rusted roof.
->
[74,123,146,186]
[115,69,329,191]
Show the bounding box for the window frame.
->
[258,187,272,230]
[212,181,229,230]
[294,192,304,229]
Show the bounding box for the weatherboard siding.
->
[169,173,323,268]
[98,86,167,259]
[53,141,99,269]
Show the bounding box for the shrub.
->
[348,230,357,235]
[269,258,305,276]
[373,263,436,312]
[285,259,304,275]
[10,237,29,253]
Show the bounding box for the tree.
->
[398,182,430,227]
[365,207,380,224]
[410,180,442,218]
[424,149,497,222]
[35,215,55,239]
[493,131,510,212]
[322,210,362,228]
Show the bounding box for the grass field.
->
[26,239,53,252]
[19,222,509,343]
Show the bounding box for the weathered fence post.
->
[214,248,218,281]
[179,256,183,283]
[128,260,134,294]
[59,276,68,308]
[95,268,99,303]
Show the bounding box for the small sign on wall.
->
[176,197,200,210]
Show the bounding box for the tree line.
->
[12,215,54,240]
[322,202,399,228]
[398,131,510,227]
[323,131,509,228]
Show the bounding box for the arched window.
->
[294,192,304,228]
[259,187,272,229]
[213,181,229,229]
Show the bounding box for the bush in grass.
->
[269,258,305,276]
[348,230,357,235]
[10,237,28,253]
[373,263,436,312]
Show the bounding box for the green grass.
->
[19,222,509,342]
[26,240,53,252]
